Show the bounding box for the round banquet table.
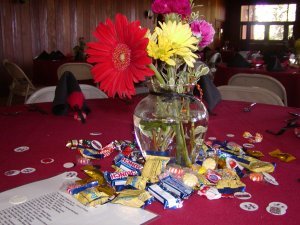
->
[0,96,299,225]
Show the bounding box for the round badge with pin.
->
[4,170,20,176]
[63,162,75,168]
[266,202,288,215]
[240,202,259,211]
[21,167,36,174]
[234,192,252,200]
[262,172,279,185]
[41,158,55,164]
[14,146,30,153]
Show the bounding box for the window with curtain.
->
[240,4,296,41]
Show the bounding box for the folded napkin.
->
[35,50,66,60]
[52,71,90,123]
[195,72,221,113]
[227,53,251,68]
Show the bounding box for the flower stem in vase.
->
[175,122,192,167]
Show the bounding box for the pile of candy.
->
[61,138,294,209]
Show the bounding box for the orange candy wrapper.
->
[269,149,296,162]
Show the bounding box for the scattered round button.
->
[9,195,28,205]
[234,192,252,200]
[21,167,36,174]
[240,202,259,211]
[41,158,54,164]
[90,132,102,136]
[63,162,75,168]
[208,136,217,141]
[226,133,235,138]
[14,146,30,153]
[4,170,20,176]
[269,202,288,211]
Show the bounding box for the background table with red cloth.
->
[0,96,299,225]
[213,63,300,108]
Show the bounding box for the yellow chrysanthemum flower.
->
[147,20,199,67]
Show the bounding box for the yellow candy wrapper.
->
[74,187,110,207]
[141,155,170,183]
[126,176,148,190]
[111,189,153,208]
[269,149,296,162]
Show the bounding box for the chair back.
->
[26,84,107,104]
[3,59,36,105]
[57,63,93,81]
[217,85,284,106]
[228,73,287,106]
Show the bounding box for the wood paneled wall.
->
[0,0,225,96]
[0,0,154,96]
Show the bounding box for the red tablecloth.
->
[214,64,300,108]
[0,97,299,225]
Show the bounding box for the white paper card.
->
[0,172,157,225]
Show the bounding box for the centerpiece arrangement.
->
[86,0,215,167]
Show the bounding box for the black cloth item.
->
[195,73,221,113]
[52,71,90,115]
[266,56,284,72]
[227,53,251,68]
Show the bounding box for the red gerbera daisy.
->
[86,14,154,99]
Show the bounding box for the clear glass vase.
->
[133,81,209,167]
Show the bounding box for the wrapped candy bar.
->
[73,187,110,207]
[226,158,247,178]
[159,175,193,199]
[81,165,116,196]
[142,155,170,183]
[147,184,183,209]
[216,169,246,194]
[78,146,104,159]
[245,149,264,159]
[205,170,222,184]
[104,170,138,187]
[269,149,296,162]
[114,154,143,175]
[66,139,102,150]
[67,179,99,195]
[111,189,154,208]
[126,176,148,190]
[198,185,221,200]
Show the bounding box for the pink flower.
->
[190,20,215,48]
[151,0,191,18]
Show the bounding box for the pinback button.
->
[266,205,287,216]
[234,192,252,200]
[41,158,54,164]
[268,202,288,210]
[14,146,30,152]
[21,167,36,174]
[208,137,216,141]
[226,133,235,137]
[90,132,102,136]
[240,202,259,211]
[262,172,279,186]
[4,170,20,176]
[9,195,28,205]
[63,162,75,168]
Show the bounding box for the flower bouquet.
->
[86,0,215,167]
